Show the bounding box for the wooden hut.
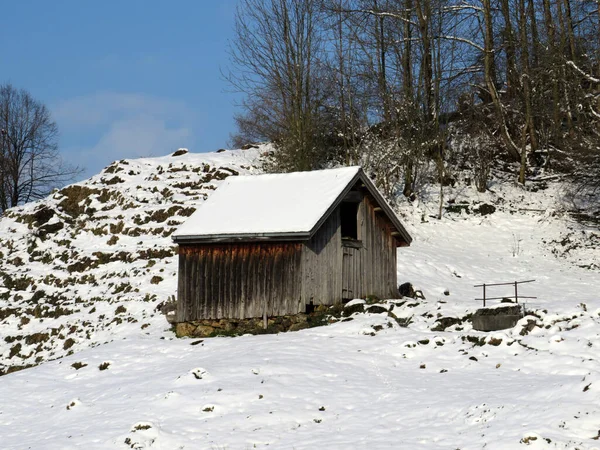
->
[172,167,412,322]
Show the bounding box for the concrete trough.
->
[472,304,523,332]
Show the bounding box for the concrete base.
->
[472,305,523,331]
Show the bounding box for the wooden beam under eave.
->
[343,190,364,203]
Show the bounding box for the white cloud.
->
[80,116,191,165]
[54,91,192,129]
[54,92,197,179]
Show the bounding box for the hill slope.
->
[0,147,262,374]
[0,147,599,448]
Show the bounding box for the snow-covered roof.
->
[172,166,411,244]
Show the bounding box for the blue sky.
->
[1,1,241,181]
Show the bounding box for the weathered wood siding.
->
[342,196,398,300]
[301,209,343,306]
[177,193,399,321]
[177,242,303,321]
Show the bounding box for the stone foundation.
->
[174,312,313,338]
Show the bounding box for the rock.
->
[223,321,237,332]
[172,148,188,156]
[488,337,503,346]
[33,206,55,225]
[343,303,365,317]
[267,324,285,333]
[446,203,470,214]
[476,204,496,216]
[431,317,462,332]
[292,314,308,323]
[195,325,215,337]
[289,322,309,332]
[366,305,388,314]
[175,322,196,338]
[39,221,64,236]
[398,282,415,298]
[315,304,329,313]
[519,318,538,336]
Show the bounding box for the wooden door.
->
[342,244,360,300]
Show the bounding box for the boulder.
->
[475,204,496,216]
[175,322,196,338]
[366,305,388,314]
[431,317,463,332]
[398,282,415,298]
[291,314,308,324]
[343,303,365,317]
[289,322,309,332]
[33,206,55,226]
[39,221,64,236]
[195,325,216,336]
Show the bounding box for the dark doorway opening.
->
[340,201,359,239]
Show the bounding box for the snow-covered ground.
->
[0,148,599,449]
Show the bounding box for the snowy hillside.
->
[0,147,263,375]
[0,147,599,449]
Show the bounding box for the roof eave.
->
[172,231,312,244]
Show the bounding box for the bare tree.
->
[227,0,333,172]
[0,84,80,212]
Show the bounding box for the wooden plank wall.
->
[301,209,343,306]
[342,196,398,300]
[176,242,303,321]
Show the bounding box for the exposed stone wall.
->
[174,313,311,338]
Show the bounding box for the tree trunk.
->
[562,0,577,61]
[528,0,540,67]
[414,0,434,122]
[542,0,561,142]
[500,0,519,99]
[484,0,520,160]
[518,0,536,181]
[556,0,575,135]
